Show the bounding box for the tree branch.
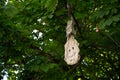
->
[30,44,60,64]
[100,32,120,49]
[106,33,120,49]
[66,2,84,39]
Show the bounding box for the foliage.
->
[0,0,120,80]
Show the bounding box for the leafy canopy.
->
[0,0,120,80]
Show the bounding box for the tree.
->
[0,0,120,80]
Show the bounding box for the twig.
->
[106,34,120,49]
[66,3,84,39]
[100,32,120,49]
[30,44,60,63]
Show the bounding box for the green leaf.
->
[112,15,120,22]
[40,63,56,72]
[111,8,118,14]
[104,18,113,26]
[75,12,87,19]
[98,19,105,29]
[3,5,18,18]
[41,0,58,12]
